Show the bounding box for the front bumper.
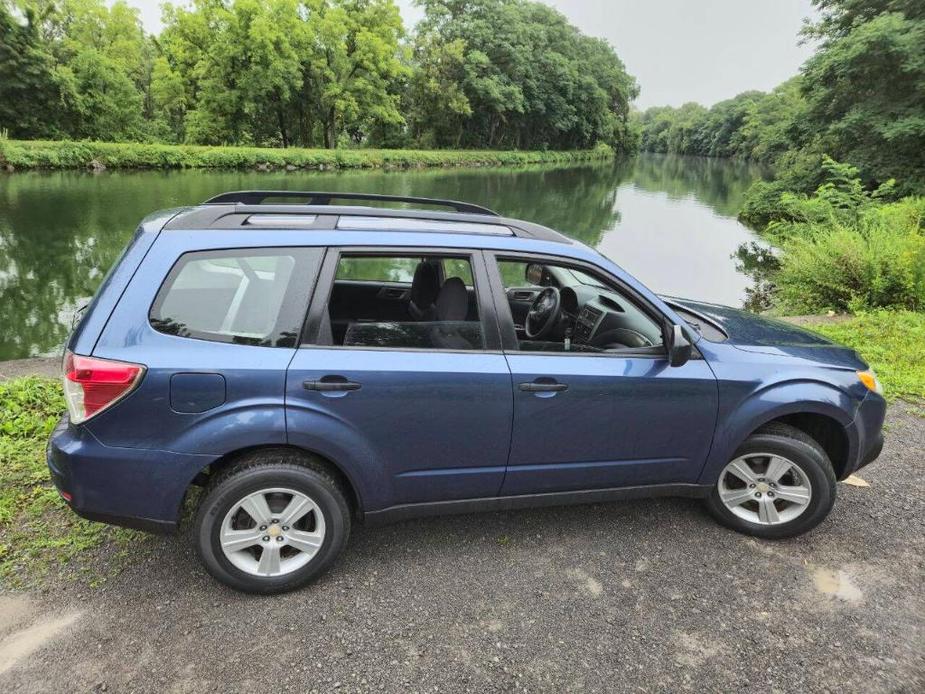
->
[842,391,887,479]
[47,416,213,534]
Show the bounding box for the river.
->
[0,153,768,361]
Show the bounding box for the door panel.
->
[501,353,717,495]
[286,349,513,510]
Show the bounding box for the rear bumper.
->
[46,416,213,534]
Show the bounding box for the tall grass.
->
[0,139,615,171]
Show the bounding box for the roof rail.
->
[203,191,499,216]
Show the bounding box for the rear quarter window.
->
[150,248,321,347]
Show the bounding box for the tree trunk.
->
[276,106,289,148]
[324,107,336,149]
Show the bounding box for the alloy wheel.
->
[717,453,812,525]
[219,487,326,577]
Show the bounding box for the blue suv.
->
[48,191,886,593]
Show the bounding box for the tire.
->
[705,423,837,539]
[194,450,351,594]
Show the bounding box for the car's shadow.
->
[117,495,718,595]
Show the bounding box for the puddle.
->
[811,567,864,604]
[0,610,83,675]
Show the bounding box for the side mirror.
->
[667,324,692,367]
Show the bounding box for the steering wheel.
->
[525,287,561,339]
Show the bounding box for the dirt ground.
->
[0,403,922,693]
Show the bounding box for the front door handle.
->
[303,377,362,392]
[519,381,568,392]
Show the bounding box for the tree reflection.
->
[0,155,767,359]
[630,153,768,217]
[733,242,780,312]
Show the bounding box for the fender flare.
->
[697,380,858,485]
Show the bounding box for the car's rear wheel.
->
[194,451,350,593]
[705,423,837,539]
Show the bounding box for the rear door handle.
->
[303,378,362,392]
[518,381,568,392]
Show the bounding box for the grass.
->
[802,311,925,403]
[0,377,141,587]
[0,139,616,172]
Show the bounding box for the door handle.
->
[519,381,568,392]
[303,378,362,392]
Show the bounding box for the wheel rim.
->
[717,453,812,526]
[219,487,326,577]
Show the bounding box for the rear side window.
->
[150,248,321,347]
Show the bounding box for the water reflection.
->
[0,154,768,360]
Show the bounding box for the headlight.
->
[857,370,883,395]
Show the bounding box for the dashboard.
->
[507,277,664,350]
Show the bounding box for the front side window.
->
[496,257,665,354]
[319,253,484,351]
[150,248,320,347]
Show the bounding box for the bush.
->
[740,156,925,313]
[774,212,925,313]
[739,180,791,229]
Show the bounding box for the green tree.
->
[411,0,638,150]
[0,2,64,139]
[305,0,408,148]
[800,3,925,193]
[155,0,406,148]
[10,0,152,141]
[406,35,472,147]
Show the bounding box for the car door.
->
[286,247,514,513]
[486,252,718,496]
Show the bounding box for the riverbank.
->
[0,140,615,172]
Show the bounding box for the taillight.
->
[63,351,145,424]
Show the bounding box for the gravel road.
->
[1,405,923,693]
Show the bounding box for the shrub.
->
[0,139,616,171]
[740,156,925,313]
[773,198,925,313]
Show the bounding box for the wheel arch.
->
[699,382,859,485]
[182,444,365,522]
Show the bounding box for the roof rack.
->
[204,191,499,216]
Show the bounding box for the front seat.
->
[431,277,475,349]
[408,261,440,320]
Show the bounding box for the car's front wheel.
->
[194,450,351,593]
[705,423,837,539]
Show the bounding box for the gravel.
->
[0,358,58,382]
[1,405,923,693]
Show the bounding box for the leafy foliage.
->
[0,138,616,171]
[800,7,925,195]
[409,0,638,151]
[0,3,64,139]
[746,159,925,313]
[0,0,638,152]
[636,83,805,164]
[0,377,141,586]
[637,1,924,198]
